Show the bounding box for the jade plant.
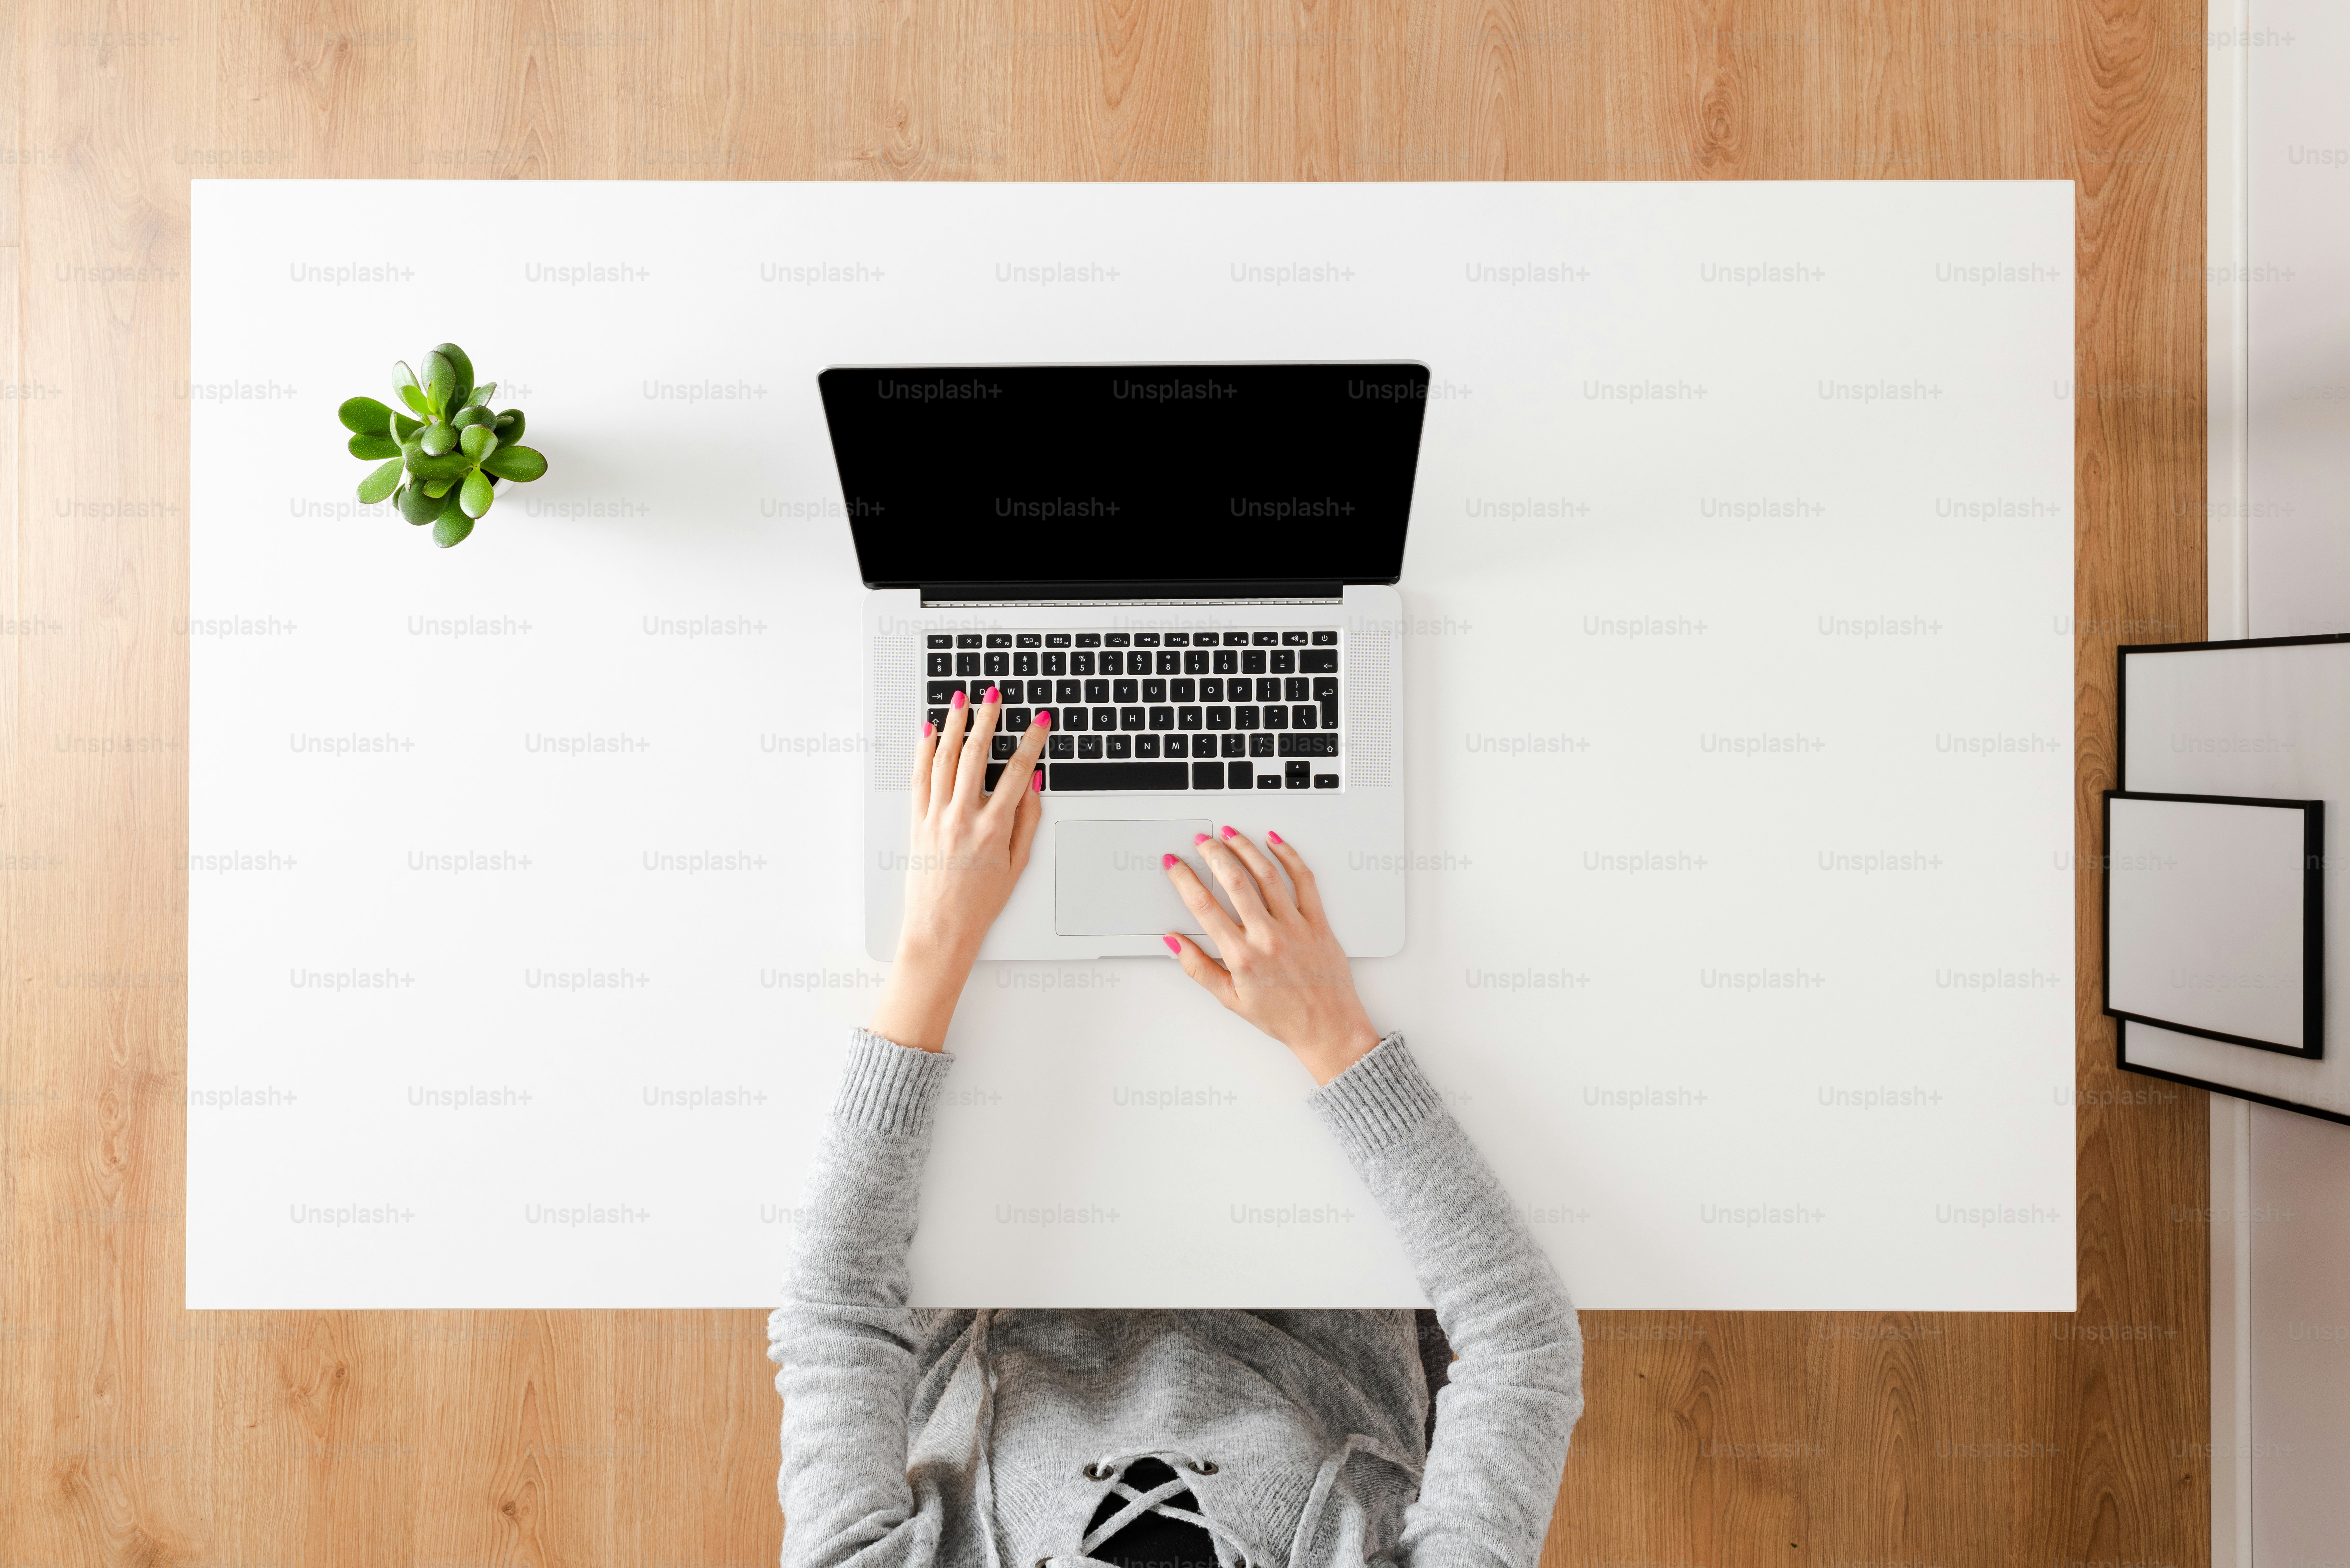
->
[337,342,547,548]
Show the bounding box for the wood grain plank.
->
[5,0,2210,1563]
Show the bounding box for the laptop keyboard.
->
[923,630,1342,793]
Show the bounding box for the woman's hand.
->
[867,687,1048,1052]
[1162,828,1383,1085]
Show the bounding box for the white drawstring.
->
[969,1309,1008,1568]
[1282,1433,1424,1568]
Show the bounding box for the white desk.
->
[190,179,2075,1308]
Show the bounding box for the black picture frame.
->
[2114,634,2349,1127]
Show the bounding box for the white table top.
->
[190,179,2075,1308]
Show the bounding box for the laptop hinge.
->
[920,579,1344,608]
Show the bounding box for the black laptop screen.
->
[817,363,1429,589]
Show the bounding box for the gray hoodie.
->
[767,1029,1582,1567]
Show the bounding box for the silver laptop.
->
[820,362,1426,962]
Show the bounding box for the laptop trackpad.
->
[1055,819,1215,936]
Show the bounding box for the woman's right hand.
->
[1161,827,1383,1086]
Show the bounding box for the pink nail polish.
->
[951,690,967,710]
[1162,852,1179,869]
[1266,830,1283,845]
[985,685,1000,704]
[1030,769,1043,793]
[922,720,934,738]
[1193,832,1211,845]
[1037,709,1052,729]
[1163,936,1182,956]
[1220,825,1237,839]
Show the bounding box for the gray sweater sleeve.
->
[1310,1034,1585,1568]
[767,1028,954,1568]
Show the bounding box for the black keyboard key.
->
[1113,679,1139,703]
[928,634,953,649]
[927,652,952,678]
[1286,759,1310,788]
[1078,734,1103,758]
[1235,706,1259,729]
[1106,734,1132,758]
[1049,734,1074,759]
[1292,704,1317,729]
[1222,631,1250,646]
[1065,707,1090,732]
[1320,699,1339,729]
[1046,633,1072,648]
[1312,677,1338,701]
[1135,734,1160,758]
[1005,708,1031,730]
[1200,679,1224,702]
[1134,632,1160,647]
[1250,734,1275,758]
[1213,649,1238,675]
[1148,706,1174,730]
[1072,651,1095,676]
[1075,632,1101,647]
[1263,704,1288,730]
[1105,632,1132,648]
[1099,650,1123,675]
[1184,650,1209,675]
[927,708,948,730]
[1220,733,1246,758]
[1085,680,1110,704]
[1091,706,1116,730]
[1228,759,1253,788]
[1119,706,1145,731]
[1013,651,1037,677]
[1194,760,1224,789]
[1206,706,1232,730]
[1315,773,1339,788]
[1277,733,1339,757]
[1311,630,1338,645]
[1141,678,1166,703]
[1271,649,1296,674]
[1300,649,1338,673]
[1171,678,1196,702]
[957,634,982,649]
[1165,632,1190,647]
[1164,734,1189,758]
[1284,677,1308,702]
[987,633,1012,649]
[1156,650,1180,675]
[1057,679,1082,704]
[1050,761,1188,790]
[992,735,1017,760]
[928,681,961,706]
[1282,631,1309,646]
[1253,631,1280,646]
[957,652,980,677]
[1177,706,1203,730]
[985,651,1009,678]
[1241,650,1266,674]
[1028,680,1052,704]
[1044,651,1067,677]
[1015,632,1042,648]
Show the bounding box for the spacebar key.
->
[1048,762,1189,791]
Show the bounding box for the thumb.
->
[1163,932,1237,1011]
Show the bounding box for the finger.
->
[951,686,1004,810]
[1163,853,1245,952]
[984,709,1049,828]
[1213,825,1294,916]
[1007,767,1043,872]
[929,689,971,808]
[1261,830,1328,924]
[1194,833,1272,927]
[910,718,938,817]
[1162,932,1238,1011]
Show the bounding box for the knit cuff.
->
[831,1027,954,1138]
[1307,1033,1444,1162]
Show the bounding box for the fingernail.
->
[1037,709,1051,729]
[985,685,1000,703]
[1266,830,1283,845]
[1162,852,1179,869]
[1193,832,1211,845]
[951,690,967,710]
[1220,825,1237,839]
[1030,770,1043,793]
[923,720,934,737]
[1163,936,1182,956]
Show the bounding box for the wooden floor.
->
[3,1,2209,1564]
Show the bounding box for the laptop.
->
[819,362,1428,962]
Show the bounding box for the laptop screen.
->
[818,363,1429,590]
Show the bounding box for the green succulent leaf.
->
[480,443,547,483]
[418,420,458,456]
[393,361,429,417]
[451,405,494,431]
[432,498,475,548]
[406,446,472,483]
[392,412,421,441]
[494,409,525,441]
[398,477,442,525]
[430,344,474,411]
[460,469,495,519]
[347,432,400,460]
[459,423,497,463]
[466,381,496,409]
[338,396,395,437]
[356,457,406,504]
[420,352,456,417]
[423,477,456,498]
